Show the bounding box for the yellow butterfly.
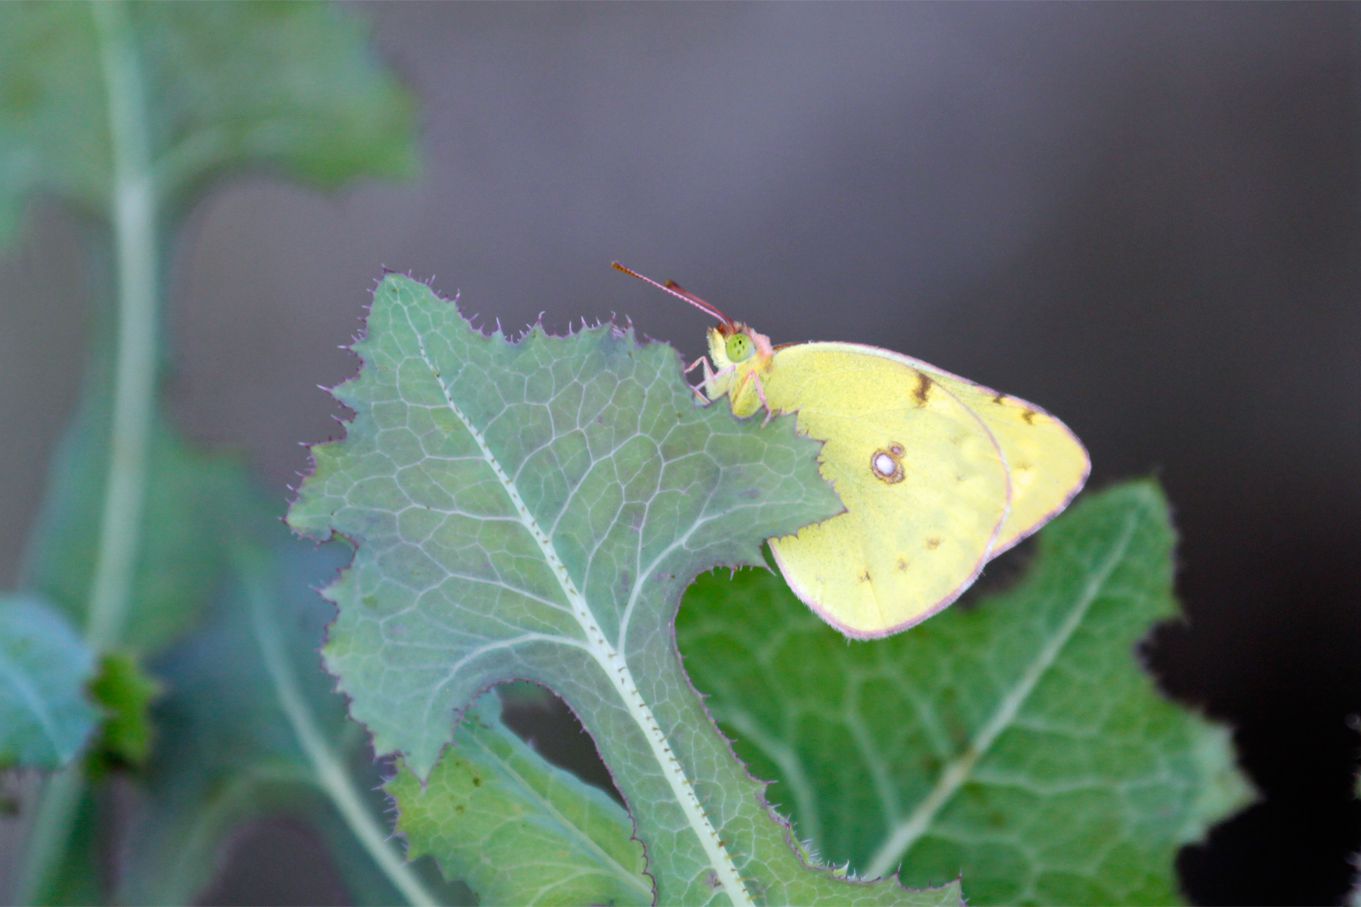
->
[615,263,1089,639]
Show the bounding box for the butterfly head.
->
[707,321,773,371]
[611,262,773,411]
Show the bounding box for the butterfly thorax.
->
[704,322,775,418]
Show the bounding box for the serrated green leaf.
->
[0,0,415,241]
[678,482,1253,905]
[85,651,161,777]
[289,274,959,906]
[117,537,461,906]
[389,693,651,906]
[0,597,99,769]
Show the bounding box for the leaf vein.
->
[402,309,754,905]
[862,501,1147,879]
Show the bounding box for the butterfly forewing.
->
[761,344,1011,638]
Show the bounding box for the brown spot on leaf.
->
[926,537,942,550]
[913,372,933,406]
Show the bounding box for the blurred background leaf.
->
[0,0,415,240]
[24,404,270,657]
[84,652,160,778]
[0,598,98,771]
[0,1,425,903]
[116,537,461,906]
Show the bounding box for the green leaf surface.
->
[390,693,651,906]
[85,651,161,777]
[0,0,415,239]
[0,597,99,769]
[678,482,1253,905]
[117,538,460,907]
[24,406,267,655]
[289,274,957,906]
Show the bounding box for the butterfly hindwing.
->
[760,344,1011,638]
[885,353,1089,555]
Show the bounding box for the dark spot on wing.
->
[913,372,934,406]
[896,557,909,572]
[926,537,942,550]
[871,447,906,484]
[858,570,872,583]
[992,392,1007,405]
[1021,408,1037,425]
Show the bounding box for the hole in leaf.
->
[496,682,624,806]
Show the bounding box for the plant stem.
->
[240,551,441,907]
[13,768,84,904]
[15,2,158,901]
[85,0,157,653]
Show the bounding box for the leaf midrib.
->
[406,313,754,906]
[863,499,1148,879]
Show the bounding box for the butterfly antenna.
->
[612,261,733,326]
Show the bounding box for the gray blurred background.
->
[3,3,1359,903]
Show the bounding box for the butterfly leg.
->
[729,370,775,423]
[702,360,737,404]
[683,355,718,404]
[752,373,775,426]
[683,356,707,402]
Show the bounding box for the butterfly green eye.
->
[725,333,753,362]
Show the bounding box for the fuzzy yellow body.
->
[703,325,1088,639]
